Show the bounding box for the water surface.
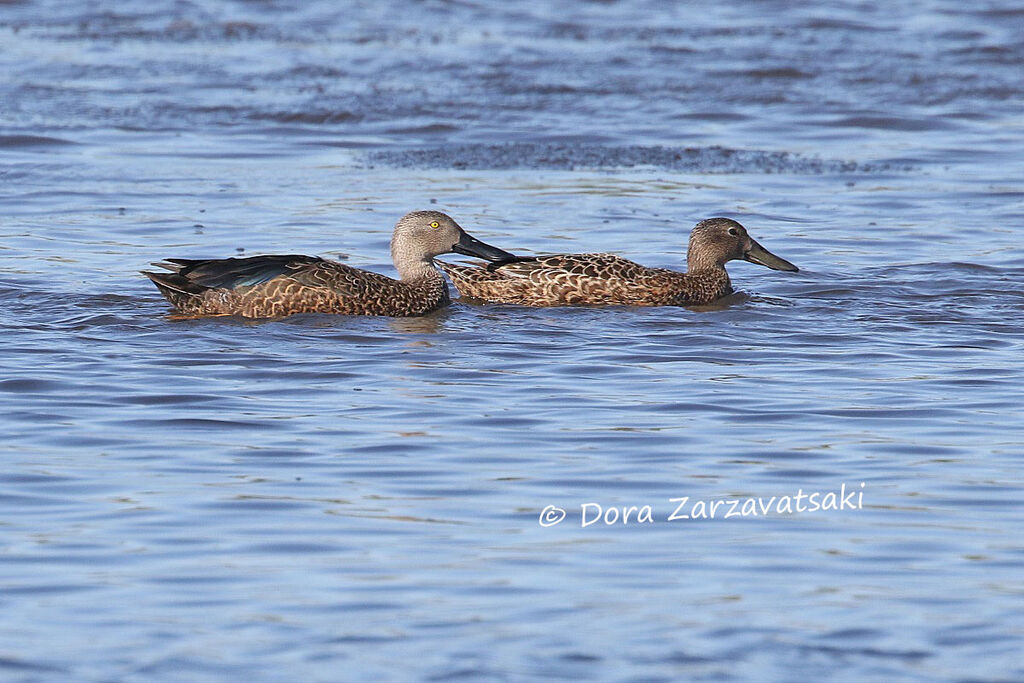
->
[1,1,1023,680]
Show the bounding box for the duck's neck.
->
[391,236,441,280]
[684,256,732,302]
[390,241,450,311]
[392,257,450,311]
[686,250,726,276]
[395,257,441,282]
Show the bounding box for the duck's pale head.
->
[687,217,799,274]
[391,211,516,277]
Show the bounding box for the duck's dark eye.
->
[728,228,739,236]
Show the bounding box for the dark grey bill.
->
[744,238,799,272]
[452,231,518,263]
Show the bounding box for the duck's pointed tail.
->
[142,270,208,312]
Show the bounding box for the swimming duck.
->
[144,211,517,318]
[438,217,798,307]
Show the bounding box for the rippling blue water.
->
[1,1,1023,680]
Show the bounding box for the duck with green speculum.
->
[438,218,799,307]
[144,211,517,318]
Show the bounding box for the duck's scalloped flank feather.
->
[438,219,798,307]
[147,256,449,318]
[438,255,731,307]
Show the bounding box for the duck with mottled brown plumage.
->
[438,218,799,307]
[144,211,517,318]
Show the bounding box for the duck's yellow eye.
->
[430,221,440,228]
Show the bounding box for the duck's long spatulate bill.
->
[744,239,799,272]
[452,232,518,262]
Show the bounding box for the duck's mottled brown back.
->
[439,218,797,307]
[440,254,728,306]
[145,256,450,317]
